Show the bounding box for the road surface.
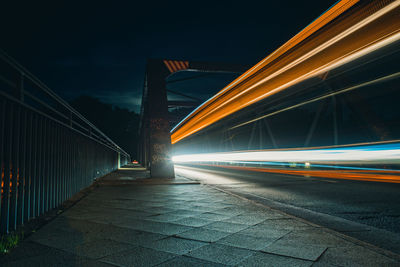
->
[175,164,400,253]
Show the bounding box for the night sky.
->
[1,0,335,113]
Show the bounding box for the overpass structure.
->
[138,59,248,178]
[169,0,400,182]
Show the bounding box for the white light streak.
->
[172,143,400,165]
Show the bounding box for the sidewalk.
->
[1,166,400,266]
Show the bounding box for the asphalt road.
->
[175,164,400,253]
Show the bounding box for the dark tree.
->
[70,95,139,159]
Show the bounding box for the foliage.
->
[70,95,140,158]
[0,232,23,254]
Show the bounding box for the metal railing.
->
[0,50,130,234]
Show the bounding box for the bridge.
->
[1,0,400,265]
[140,0,400,183]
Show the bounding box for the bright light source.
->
[172,142,400,169]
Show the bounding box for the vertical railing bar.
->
[9,104,20,231]
[43,118,49,213]
[1,101,13,233]
[48,120,53,210]
[70,132,73,197]
[43,119,48,212]
[36,115,42,217]
[0,99,6,233]
[58,127,62,205]
[61,128,65,203]
[54,124,59,207]
[73,134,77,194]
[67,129,70,199]
[24,111,32,222]
[17,106,27,225]
[66,131,69,199]
[64,127,68,201]
[30,114,37,218]
[53,122,56,209]
[50,121,54,209]
[70,133,73,197]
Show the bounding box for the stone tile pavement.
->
[1,168,400,266]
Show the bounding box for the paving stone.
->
[186,243,254,265]
[46,217,109,235]
[257,218,313,231]
[63,238,136,259]
[60,210,105,221]
[217,233,278,250]
[0,241,55,263]
[203,221,249,233]
[166,204,203,210]
[165,209,205,217]
[237,251,313,267]
[5,168,397,267]
[157,255,228,267]
[117,204,152,213]
[60,208,99,219]
[173,217,214,227]
[29,228,92,250]
[98,225,167,245]
[193,212,233,221]
[246,210,286,219]
[261,241,327,261]
[0,241,115,267]
[116,209,155,219]
[277,228,354,248]
[146,206,177,214]
[169,197,193,201]
[238,224,291,239]
[222,214,267,225]
[90,214,130,225]
[146,213,187,222]
[140,203,167,209]
[1,250,115,267]
[177,228,231,242]
[100,246,176,266]
[143,236,207,255]
[191,202,233,209]
[311,261,341,267]
[212,207,246,216]
[113,218,195,235]
[315,245,400,266]
[184,205,220,212]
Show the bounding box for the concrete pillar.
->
[146,59,175,178]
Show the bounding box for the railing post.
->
[9,104,21,231]
[1,102,13,233]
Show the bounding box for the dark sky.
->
[1,0,335,113]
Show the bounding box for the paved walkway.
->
[2,167,400,266]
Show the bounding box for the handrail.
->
[0,49,129,157]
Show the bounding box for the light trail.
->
[230,72,400,130]
[172,142,400,165]
[170,0,360,134]
[186,165,400,184]
[172,142,400,183]
[171,0,400,144]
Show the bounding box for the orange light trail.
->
[172,142,400,183]
[171,0,400,144]
[193,164,400,184]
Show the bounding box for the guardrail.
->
[0,50,130,234]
